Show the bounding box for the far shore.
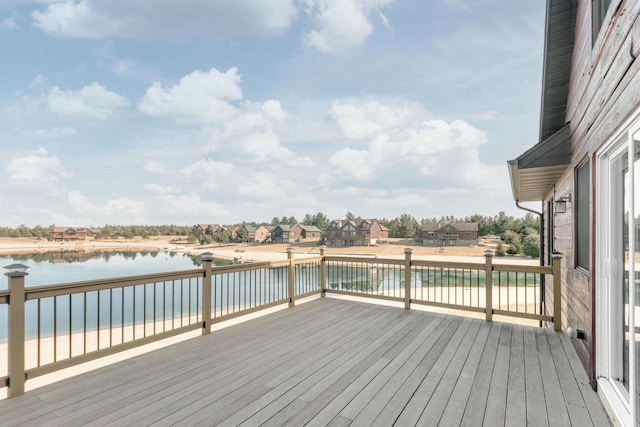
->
[0,236,538,266]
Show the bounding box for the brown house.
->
[192,224,221,238]
[508,1,640,422]
[289,224,322,242]
[271,224,292,244]
[52,227,100,241]
[324,219,389,246]
[419,223,478,247]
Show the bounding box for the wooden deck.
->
[0,298,611,426]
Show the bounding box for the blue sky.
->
[0,0,546,227]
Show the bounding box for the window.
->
[576,159,591,270]
[592,0,612,44]
[547,200,555,265]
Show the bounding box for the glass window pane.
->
[576,160,590,270]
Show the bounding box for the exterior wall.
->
[254,226,270,243]
[545,0,640,383]
[290,225,302,241]
[301,230,321,240]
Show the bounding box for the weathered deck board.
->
[0,297,612,426]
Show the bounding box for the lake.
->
[0,250,231,289]
[0,250,235,342]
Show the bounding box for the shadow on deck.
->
[0,298,611,426]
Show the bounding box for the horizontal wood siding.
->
[547,0,640,381]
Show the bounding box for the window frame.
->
[575,158,591,271]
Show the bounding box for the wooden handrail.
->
[2,248,562,399]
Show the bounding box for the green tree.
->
[496,242,505,257]
[523,233,540,258]
[312,212,330,231]
[235,227,249,242]
[212,229,231,243]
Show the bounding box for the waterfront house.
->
[420,223,479,247]
[191,224,221,238]
[324,219,389,246]
[253,225,270,243]
[271,224,292,243]
[508,1,640,424]
[299,224,322,240]
[52,227,100,241]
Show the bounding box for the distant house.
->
[419,223,478,247]
[227,225,241,239]
[239,224,257,242]
[254,225,270,243]
[299,224,322,240]
[191,224,221,238]
[52,227,100,241]
[323,219,389,246]
[271,224,292,243]
[289,224,322,242]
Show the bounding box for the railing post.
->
[404,248,412,310]
[319,246,327,297]
[4,264,29,398]
[287,247,295,308]
[552,254,562,331]
[484,250,493,322]
[200,252,213,335]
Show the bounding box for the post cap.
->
[200,252,214,262]
[404,247,413,254]
[286,246,293,253]
[484,250,494,257]
[3,263,30,277]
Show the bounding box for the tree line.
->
[0,224,192,239]
[1,211,541,257]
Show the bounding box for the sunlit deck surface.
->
[0,298,610,426]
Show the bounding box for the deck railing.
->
[0,247,560,398]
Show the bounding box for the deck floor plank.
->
[523,326,549,427]
[438,320,492,427]
[349,315,453,426]
[482,322,513,427]
[0,297,612,427]
[369,316,464,426]
[460,322,502,427]
[505,325,527,427]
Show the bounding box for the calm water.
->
[0,250,230,289]
[0,251,234,341]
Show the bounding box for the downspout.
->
[514,200,545,326]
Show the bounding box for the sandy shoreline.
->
[0,236,538,266]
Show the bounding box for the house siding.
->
[542,0,640,383]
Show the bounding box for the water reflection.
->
[3,250,233,267]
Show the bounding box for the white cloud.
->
[181,159,235,190]
[21,126,77,139]
[329,148,373,181]
[103,197,145,220]
[144,183,180,195]
[2,17,19,29]
[304,0,394,53]
[7,148,72,187]
[239,131,314,167]
[46,82,127,119]
[143,161,176,176]
[329,99,426,140]
[32,0,296,39]
[326,98,503,191]
[139,68,242,124]
[67,190,99,214]
[148,193,225,218]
